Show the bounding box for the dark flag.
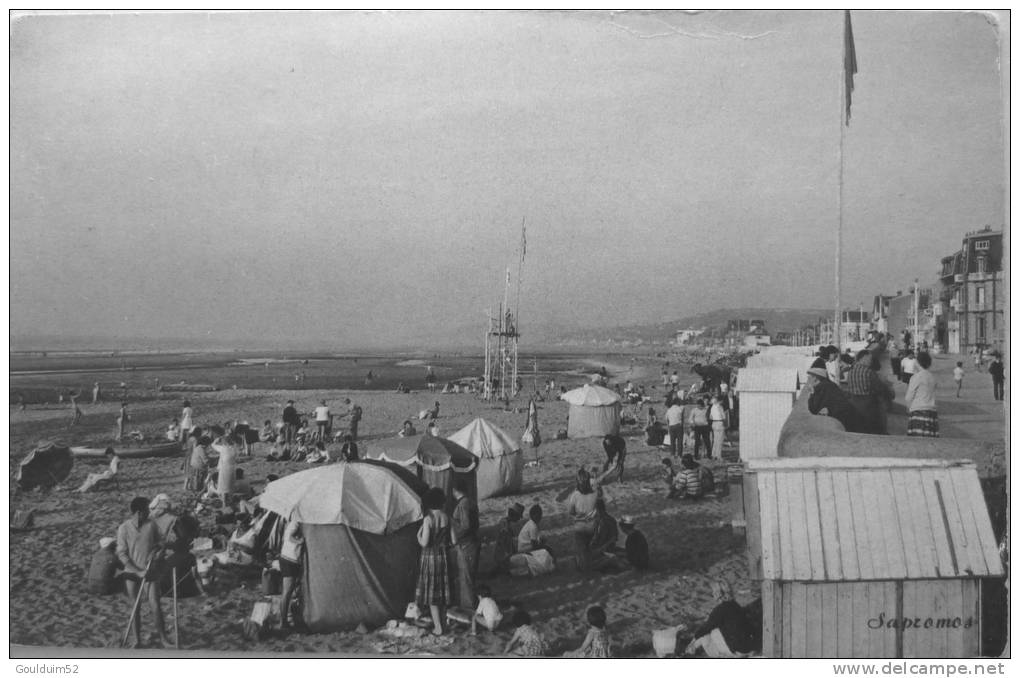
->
[844,10,858,125]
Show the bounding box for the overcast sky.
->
[10,10,1006,349]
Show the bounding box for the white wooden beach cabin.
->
[734,368,800,460]
[743,458,1003,658]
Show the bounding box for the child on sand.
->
[562,605,611,658]
[470,585,503,634]
[954,361,965,398]
[504,609,547,656]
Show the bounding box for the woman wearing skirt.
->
[416,487,455,636]
[905,352,939,437]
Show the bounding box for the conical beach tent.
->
[259,460,427,632]
[448,418,523,499]
[16,440,73,490]
[366,435,478,514]
[561,384,621,438]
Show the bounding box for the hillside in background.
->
[541,308,833,347]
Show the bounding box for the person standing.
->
[347,399,362,441]
[282,400,301,446]
[988,353,1005,401]
[279,520,304,631]
[709,394,727,459]
[416,487,454,636]
[69,391,83,426]
[314,400,330,442]
[845,350,893,435]
[905,352,939,437]
[450,482,480,608]
[179,400,193,443]
[92,381,102,405]
[116,402,129,441]
[899,350,918,385]
[953,361,965,398]
[690,398,712,459]
[665,399,685,458]
[599,433,626,483]
[116,497,171,648]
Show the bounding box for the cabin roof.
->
[746,457,1003,581]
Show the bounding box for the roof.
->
[561,383,621,406]
[448,418,520,459]
[259,463,423,533]
[735,368,800,392]
[747,457,1003,581]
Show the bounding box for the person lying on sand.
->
[77,448,120,493]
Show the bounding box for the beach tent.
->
[259,460,428,632]
[16,440,74,490]
[561,384,621,438]
[448,418,523,499]
[366,435,478,514]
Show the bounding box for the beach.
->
[9,358,747,656]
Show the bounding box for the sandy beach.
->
[9,364,748,657]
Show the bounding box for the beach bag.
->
[242,600,274,641]
[525,549,555,576]
[652,625,686,658]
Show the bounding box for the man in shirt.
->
[116,497,170,648]
[281,400,300,446]
[665,399,685,458]
[314,400,330,442]
[844,350,893,435]
[708,395,727,459]
[806,367,866,433]
[899,350,918,385]
[905,352,939,437]
[337,398,363,441]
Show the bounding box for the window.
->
[977,286,986,305]
[975,240,990,250]
[977,256,987,274]
[976,316,986,341]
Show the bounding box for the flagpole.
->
[835,11,847,351]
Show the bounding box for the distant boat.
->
[71,442,181,459]
[160,383,218,392]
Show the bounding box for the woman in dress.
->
[179,400,193,443]
[212,427,240,500]
[416,487,455,636]
[564,468,600,570]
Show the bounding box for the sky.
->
[9,10,1007,349]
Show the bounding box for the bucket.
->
[261,567,281,595]
[651,625,685,658]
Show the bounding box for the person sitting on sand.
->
[426,421,440,437]
[116,497,172,648]
[492,503,525,575]
[78,448,120,492]
[339,434,359,462]
[166,418,181,442]
[563,605,612,658]
[259,420,276,444]
[683,580,756,658]
[516,504,549,555]
[398,420,417,437]
[470,584,503,634]
[673,454,709,500]
[504,609,547,657]
[584,499,619,572]
[602,515,650,571]
[306,440,328,464]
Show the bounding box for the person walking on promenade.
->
[988,353,1005,401]
[905,352,939,437]
[953,361,965,398]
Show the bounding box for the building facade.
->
[939,227,1004,354]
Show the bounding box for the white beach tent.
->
[448,418,523,499]
[561,383,621,438]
